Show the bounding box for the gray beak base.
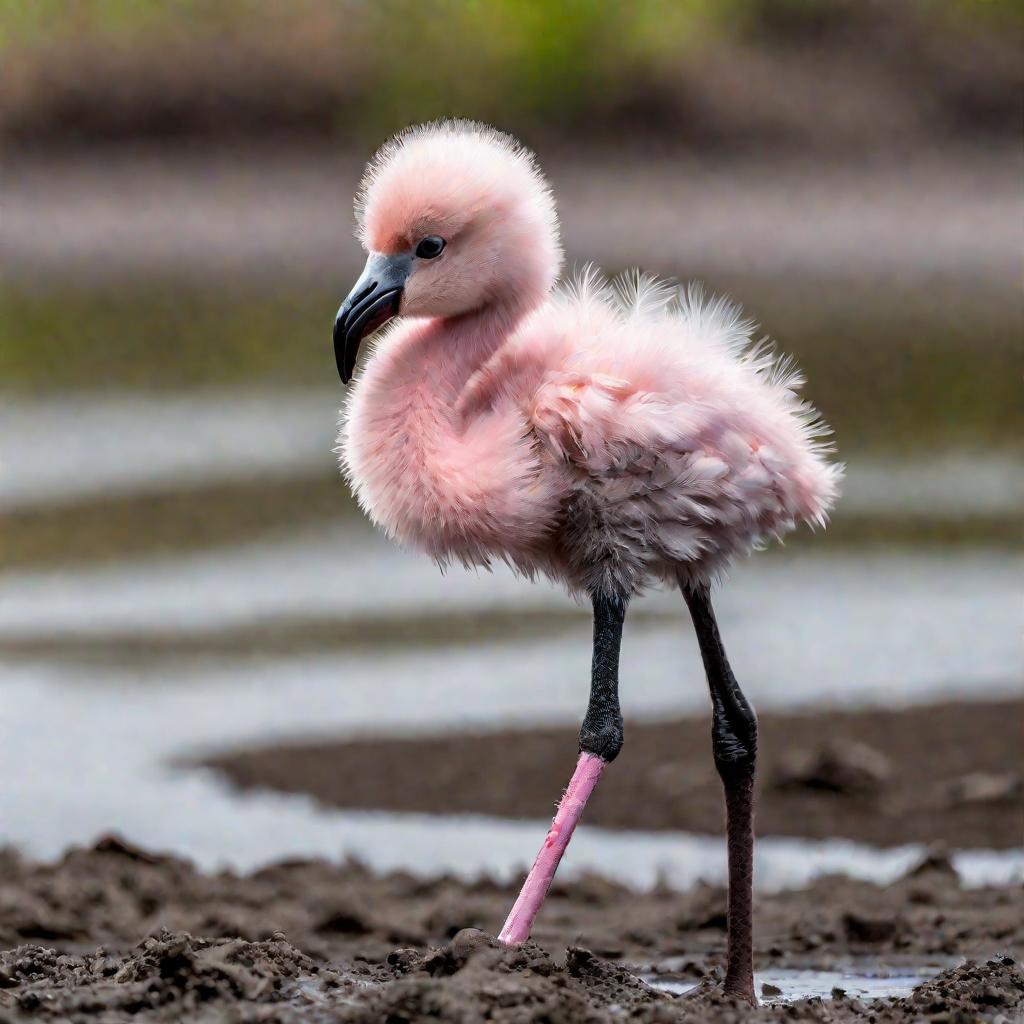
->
[333,253,411,384]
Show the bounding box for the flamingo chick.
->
[334,120,841,1003]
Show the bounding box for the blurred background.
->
[1,1,1021,883]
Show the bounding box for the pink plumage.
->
[339,120,841,600]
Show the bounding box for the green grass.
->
[0,1,728,50]
[0,284,332,395]
[4,0,1018,48]
[2,1,1018,148]
[0,1,727,147]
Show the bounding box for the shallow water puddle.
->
[649,963,947,1002]
[3,545,1021,718]
[2,506,1022,881]
[1,622,1023,883]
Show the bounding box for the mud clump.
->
[0,839,1021,1022]
[774,739,892,796]
[905,955,1024,1015]
[353,935,675,1024]
[0,931,331,1019]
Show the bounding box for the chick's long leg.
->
[498,593,626,945]
[682,581,758,1004]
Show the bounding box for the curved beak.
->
[333,252,411,384]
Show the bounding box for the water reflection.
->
[649,963,949,1003]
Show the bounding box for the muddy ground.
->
[208,699,1024,851]
[0,837,1021,1022]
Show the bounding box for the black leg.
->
[682,581,758,1004]
[579,592,627,761]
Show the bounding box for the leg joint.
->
[579,712,624,762]
[582,589,627,763]
[712,703,757,780]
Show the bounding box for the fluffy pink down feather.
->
[339,120,842,600]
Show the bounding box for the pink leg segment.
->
[498,751,606,945]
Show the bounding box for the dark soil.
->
[206,699,1024,850]
[0,837,1021,1022]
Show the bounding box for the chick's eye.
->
[415,235,446,259]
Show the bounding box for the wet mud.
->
[207,699,1024,850]
[0,837,1020,1022]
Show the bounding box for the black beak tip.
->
[333,317,351,385]
[332,288,403,386]
[333,257,407,386]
